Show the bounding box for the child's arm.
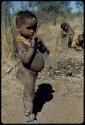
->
[67,27,74,35]
[61,28,74,35]
[61,30,69,37]
[16,36,36,63]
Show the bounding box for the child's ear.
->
[16,26,20,34]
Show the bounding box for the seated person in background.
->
[74,33,84,51]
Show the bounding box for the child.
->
[74,33,84,51]
[60,22,74,48]
[15,10,49,122]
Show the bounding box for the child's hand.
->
[31,34,38,45]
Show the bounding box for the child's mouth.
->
[30,35,33,37]
[29,35,33,39]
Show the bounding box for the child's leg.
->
[68,36,73,48]
[22,68,38,121]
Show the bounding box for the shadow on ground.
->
[33,83,55,120]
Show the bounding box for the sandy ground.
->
[1,50,84,124]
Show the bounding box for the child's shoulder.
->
[16,35,30,46]
[16,35,25,41]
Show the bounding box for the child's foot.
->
[25,113,35,123]
[28,119,38,124]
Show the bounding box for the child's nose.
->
[30,29,34,33]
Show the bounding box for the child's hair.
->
[61,22,70,30]
[16,10,38,27]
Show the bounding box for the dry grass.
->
[37,15,84,52]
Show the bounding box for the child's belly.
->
[31,51,45,72]
[23,51,45,72]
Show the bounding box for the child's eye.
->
[26,27,36,31]
[26,27,31,30]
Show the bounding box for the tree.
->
[35,1,72,25]
[75,1,84,12]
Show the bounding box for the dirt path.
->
[1,50,84,124]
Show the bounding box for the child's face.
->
[64,25,68,30]
[18,17,37,39]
